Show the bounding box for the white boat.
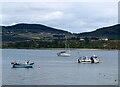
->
[57,36,71,57]
[57,51,71,57]
[78,55,102,64]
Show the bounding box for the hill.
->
[3,23,71,34]
[2,23,120,42]
[2,23,71,42]
[77,24,119,40]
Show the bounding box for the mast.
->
[65,36,70,53]
[65,36,67,50]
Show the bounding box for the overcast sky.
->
[0,1,118,33]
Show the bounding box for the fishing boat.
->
[57,37,71,57]
[11,61,34,68]
[78,55,102,64]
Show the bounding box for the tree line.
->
[2,40,120,50]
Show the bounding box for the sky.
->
[0,1,118,33]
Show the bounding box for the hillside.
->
[2,23,120,42]
[3,23,71,34]
[77,24,119,40]
[2,23,72,42]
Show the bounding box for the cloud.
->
[1,2,118,33]
[41,11,64,21]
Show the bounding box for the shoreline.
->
[1,48,119,51]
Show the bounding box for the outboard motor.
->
[90,57,94,63]
[78,59,80,63]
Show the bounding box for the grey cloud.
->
[1,2,118,33]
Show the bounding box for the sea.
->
[2,49,118,85]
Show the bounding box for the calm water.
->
[2,49,118,85]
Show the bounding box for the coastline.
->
[1,48,119,51]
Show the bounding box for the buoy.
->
[38,66,41,68]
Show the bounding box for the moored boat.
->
[57,36,71,57]
[57,51,71,57]
[78,55,102,64]
[11,61,34,68]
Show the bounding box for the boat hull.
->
[77,55,102,64]
[57,53,71,57]
[78,61,103,64]
[12,64,34,68]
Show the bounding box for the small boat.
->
[57,51,71,57]
[57,36,71,57]
[11,61,34,68]
[78,55,102,64]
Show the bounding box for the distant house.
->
[99,38,108,41]
[104,38,108,41]
[80,38,84,40]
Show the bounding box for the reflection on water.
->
[2,49,118,85]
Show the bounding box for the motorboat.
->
[78,55,102,64]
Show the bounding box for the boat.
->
[57,37,71,57]
[11,61,34,68]
[57,51,71,57]
[78,55,102,64]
